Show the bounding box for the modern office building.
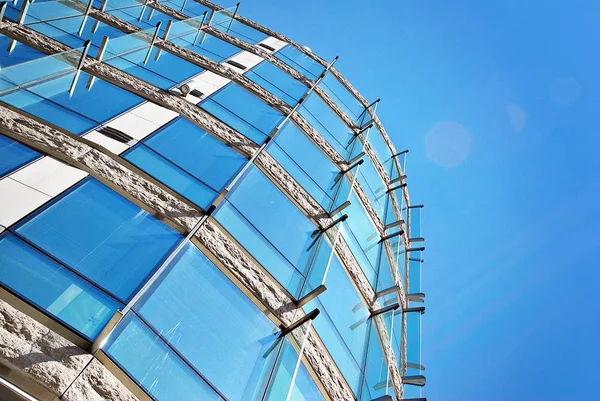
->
[0,0,426,400]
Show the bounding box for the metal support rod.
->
[92,0,109,33]
[8,0,30,53]
[385,219,404,230]
[401,375,426,386]
[375,285,399,299]
[347,151,365,166]
[370,396,393,401]
[311,214,347,238]
[392,149,409,159]
[180,0,188,11]
[407,293,426,302]
[294,284,326,308]
[408,204,424,209]
[328,200,350,217]
[409,237,425,243]
[147,7,155,20]
[199,9,214,44]
[379,230,404,244]
[143,22,162,65]
[409,257,424,262]
[407,247,425,253]
[280,308,320,337]
[386,183,407,193]
[0,2,8,22]
[77,0,95,36]
[354,122,373,137]
[154,19,172,61]
[357,97,380,122]
[403,306,425,314]
[138,0,148,21]
[399,398,427,401]
[226,2,240,32]
[69,40,91,96]
[340,158,363,175]
[86,36,109,89]
[371,302,399,317]
[360,118,375,130]
[388,174,407,185]
[193,11,208,46]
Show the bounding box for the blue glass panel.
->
[368,125,394,166]
[215,201,304,295]
[211,16,267,45]
[320,74,365,121]
[161,0,211,17]
[0,233,121,339]
[15,178,181,302]
[306,254,369,395]
[200,83,284,144]
[246,61,306,107]
[169,20,241,62]
[0,35,45,66]
[124,146,217,208]
[105,313,222,401]
[299,93,354,158]
[264,336,326,401]
[360,315,393,401]
[0,134,40,178]
[225,167,314,276]
[272,123,339,202]
[136,242,279,401]
[142,117,245,191]
[357,156,387,220]
[275,46,324,79]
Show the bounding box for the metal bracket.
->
[409,237,425,243]
[340,158,364,175]
[0,2,8,22]
[375,285,399,299]
[400,398,427,401]
[357,97,380,122]
[193,12,208,46]
[403,306,425,314]
[402,375,426,386]
[92,0,109,33]
[77,0,94,36]
[86,36,109,89]
[407,246,425,253]
[294,284,326,308]
[138,0,148,21]
[311,214,347,238]
[347,151,365,166]
[379,229,404,244]
[179,0,188,12]
[393,149,409,158]
[280,308,320,337]
[371,302,399,317]
[69,40,92,96]
[386,183,407,193]
[408,204,424,209]
[226,2,240,32]
[385,219,404,230]
[143,22,162,65]
[328,200,350,218]
[8,0,30,53]
[407,293,426,303]
[389,174,407,185]
[154,20,172,61]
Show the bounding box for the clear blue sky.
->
[229,1,600,399]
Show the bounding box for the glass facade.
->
[0,2,424,401]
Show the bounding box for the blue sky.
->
[231,1,600,399]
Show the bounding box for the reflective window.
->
[306,254,370,395]
[339,192,381,287]
[360,312,393,401]
[105,313,223,401]
[200,83,284,144]
[210,12,267,44]
[298,93,354,158]
[320,73,365,122]
[275,45,324,79]
[0,134,40,178]
[0,233,121,339]
[14,178,181,302]
[169,18,242,62]
[160,0,211,17]
[134,241,280,401]
[368,125,394,167]
[268,122,339,210]
[0,41,144,134]
[124,117,245,208]
[214,166,315,296]
[356,154,387,220]
[246,61,306,107]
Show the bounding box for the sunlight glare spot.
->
[425,121,471,168]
